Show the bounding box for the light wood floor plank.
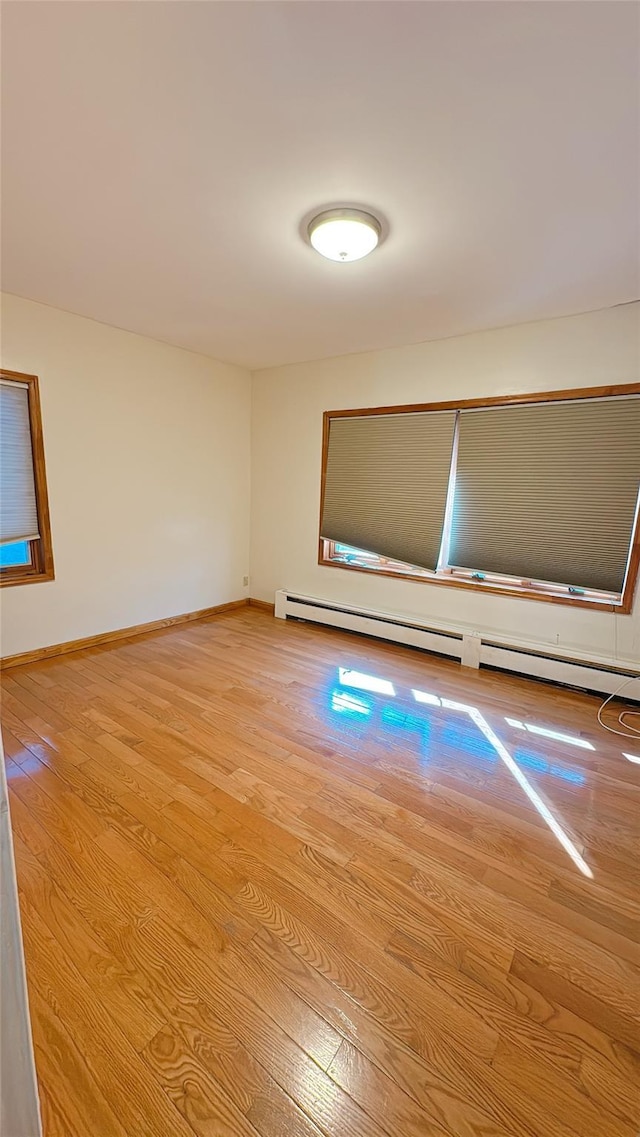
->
[3,607,638,1136]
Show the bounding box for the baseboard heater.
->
[274,590,640,701]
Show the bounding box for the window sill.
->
[0,566,55,588]
[318,551,631,613]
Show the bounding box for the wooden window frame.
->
[318,382,640,614]
[0,369,55,588]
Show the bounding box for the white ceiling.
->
[1,1,638,371]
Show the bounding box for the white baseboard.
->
[274,590,640,700]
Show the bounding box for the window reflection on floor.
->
[324,664,598,878]
[504,717,594,750]
[338,667,396,696]
[330,690,372,717]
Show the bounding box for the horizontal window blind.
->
[449,396,640,593]
[0,380,39,546]
[321,411,456,571]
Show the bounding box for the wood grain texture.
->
[3,606,639,1137]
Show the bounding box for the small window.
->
[319,385,640,613]
[0,370,54,587]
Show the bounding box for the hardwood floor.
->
[2,607,639,1137]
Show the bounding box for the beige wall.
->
[2,295,638,667]
[0,293,251,657]
[251,304,640,667]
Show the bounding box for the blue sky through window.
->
[0,540,30,567]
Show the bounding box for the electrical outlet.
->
[243,575,249,587]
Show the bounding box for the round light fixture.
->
[308,208,381,262]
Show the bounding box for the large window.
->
[319,384,640,613]
[0,370,54,587]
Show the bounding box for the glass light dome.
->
[308,209,381,262]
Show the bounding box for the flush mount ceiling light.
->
[308,208,381,262]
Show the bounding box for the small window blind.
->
[0,379,39,545]
[449,396,640,593]
[321,411,456,571]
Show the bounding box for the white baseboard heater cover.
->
[274,590,640,700]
